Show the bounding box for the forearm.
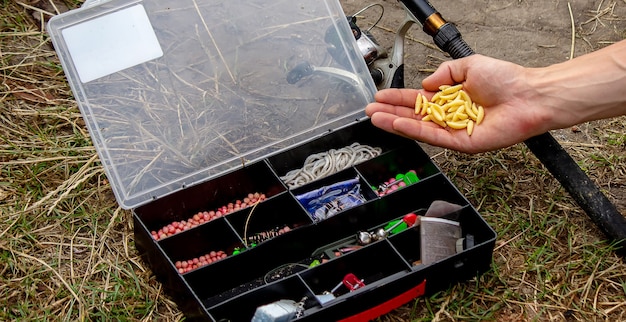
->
[526,39,626,130]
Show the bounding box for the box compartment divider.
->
[267,122,418,186]
[224,192,313,247]
[157,218,242,267]
[134,161,286,239]
[206,275,317,321]
[298,241,411,302]
[355,145,441,197]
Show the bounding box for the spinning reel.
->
[344,0,473,89]
[288,0,472,90]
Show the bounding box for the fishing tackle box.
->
[47,0,496,320]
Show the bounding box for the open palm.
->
[365,55,552,153]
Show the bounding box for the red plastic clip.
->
[342,273,365,291]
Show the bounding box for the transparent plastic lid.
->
[47,0,376,209]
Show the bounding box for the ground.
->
[2,0,626,321]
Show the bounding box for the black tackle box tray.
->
[133,120,496,321]
[46,0,496,320]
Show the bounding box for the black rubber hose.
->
[432,23,474,59]
[525,134,626,254]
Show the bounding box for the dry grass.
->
[1,1,181,320]
[1,0,626,321]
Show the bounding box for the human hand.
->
[365,54,553,153]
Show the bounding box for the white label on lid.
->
[61,4,163,83]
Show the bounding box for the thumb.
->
[422,56,475,91]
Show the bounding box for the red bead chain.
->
[151,192,267,240]
[174,250,228,274]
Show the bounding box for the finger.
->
[369,112,450,145]
[373,88,425,107]
[368,112,405,136]
[422,56,478,91]
[390,117,467,150]
[365,101,420,119]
